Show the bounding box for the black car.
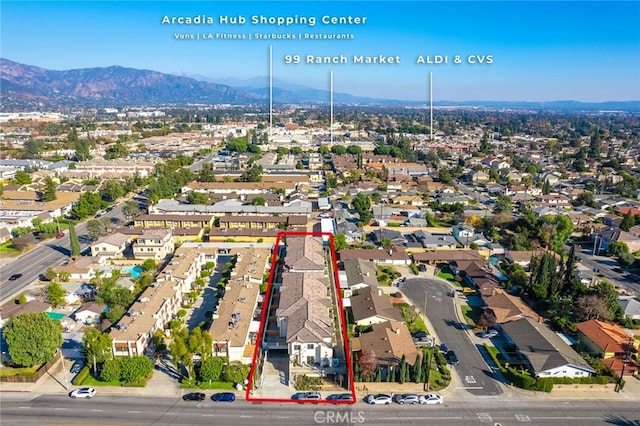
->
[70,359,85,374]
[8,274,22,281]
[412,331,428,339]
[183,392,206,401]
[447,350,459,366]
[326,393,353,403]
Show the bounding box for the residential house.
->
[283,236,325,272]
[576,319,638,377]
[412,230,458,249]
[276,272,334,367]
[72,302,107,326]
[339,245,411,265]
[350,286,404,327]
[534,194,571,209]
[354,320,419,370]
[500,318,595,378]
[482,288,539,324]
[90,232,131,258]
[56,256,106,280]
[412,249,482,265]
[619,296,640,320]
[505,250,534,270]
[134,214,214,230]
[133,229,175,261]
[341,258,378,296]
[0,300,52,327]
[598,228,640,253]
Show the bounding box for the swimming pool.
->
[122,265,143,278]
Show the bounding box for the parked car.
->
[69,387,96,399]
[479,330,498,339]
[326,393,353,403]
[419,394,444,405]
[411,331,427,339]
[413,336,434,346]
[56,232,65,239]
[211,392,235,402]
[447,350,459,366]
[70,359,85,374]
[183,392,206,401]
[364,394,392,405]
[292,391,321,402]
[394,393,420,404]
[8,274,22,281]
[418,264,427,272]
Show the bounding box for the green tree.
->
[221,362,250,384]
[608,241,629,257]
[68,225,81,256]
[100,358,122,382]
[352,193,372,225]
[83,328,113,374]
[104,305,126,324]
[41,177,57,202]
[438,167,452,183]
[413,353,423,383]
[141,259,157,271]
[239,165,263,182]
[86,218,110,241]
[74,138,92,161]
[398,354,408,384]
[617,252,636,268]
[101,180,124,202]
[200,356,225,382]
[13,170,32,185]
[333,234,348,251]
[104,142,129,160]
[3,312,62,367]
[620,211,634,232]
[186,191,209,204]
[120,356,154,383]
[493,196,513,214]
[70,191,103,219]
[251,196,266,206]
[122,200,141,219]
[592,280,624,321]
[197,163,216,182]
[331,145,347,155]
[46,281,66,307]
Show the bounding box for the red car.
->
[56,232,65,239]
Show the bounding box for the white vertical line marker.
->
[269,45,273,138]
[330,71,334,144]
[430,71,433,141]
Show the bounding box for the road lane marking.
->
[54,408,67,410]
[128,411,141,413]
[91,409,104,412]
[515,414,531,422]
[477,412,492,422]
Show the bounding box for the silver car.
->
[395,393,420,404]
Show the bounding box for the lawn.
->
[81,375,121,387]
[461,305,482,326]
[0,365,39,377]
[398,304,429,334]
[0,241,23,256]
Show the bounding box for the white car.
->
[419,394,443,405]
[480,330,499,339]
[364,394,392,405]
[69,387,96,399]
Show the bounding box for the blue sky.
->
[2,1,639,102]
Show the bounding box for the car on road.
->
[69,387,96,399]
[326,393,353,403]
[419,394,444,405]
[394,393,420,404]
[70,359,85,374]
[364,394,392,405]
[183,392,206,401]
[8,274,22,281]
[292,391,321,402]
[211,392,235,402]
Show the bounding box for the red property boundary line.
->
[245,231,356,404]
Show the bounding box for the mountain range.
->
[1,58,638,112]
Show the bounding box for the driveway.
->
[401,277,503,396]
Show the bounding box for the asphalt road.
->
[572,243,640,295]
[401,277,503,397]
[1,394,638,426]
